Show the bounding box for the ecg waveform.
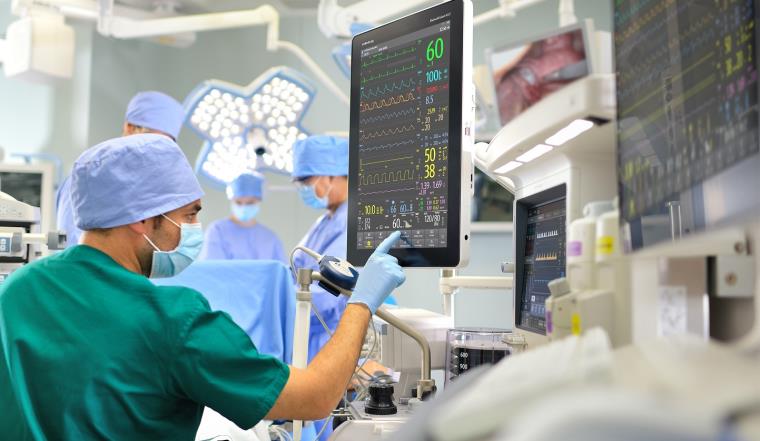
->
[359,169,415,186]
[362,64,416,84]
[360,124,416,141]
[360,93,416,112]
[534,252,560,262]
[361,79,417,100]
[362,46,416,68]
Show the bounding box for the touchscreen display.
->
[349,0,468,267]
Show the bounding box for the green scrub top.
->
[0,245,290,440]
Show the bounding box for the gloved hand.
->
[349,231,406,314]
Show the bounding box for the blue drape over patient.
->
[153,260,295,364]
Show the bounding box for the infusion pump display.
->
[348,0,470,267]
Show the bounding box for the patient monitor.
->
[475,19,617,347]
[347,0,474,268]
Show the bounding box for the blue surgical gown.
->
[201,218,286,263]
[292,202,348,441]
[55,176,81,248]
[293,202,350,361]
[294,202,396,441]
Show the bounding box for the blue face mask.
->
[231,203,260,222]
[298,181,330,210]
[144,214,203,279]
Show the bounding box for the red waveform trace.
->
[425,84,449,94]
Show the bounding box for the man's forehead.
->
[178,200,202,211]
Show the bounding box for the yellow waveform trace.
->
[359,168,415,186]
[360,155,414,167]
[535,252,559,262]
[361,93,415,112]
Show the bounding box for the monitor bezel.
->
[348,0,466,267]
[513,184,567,336]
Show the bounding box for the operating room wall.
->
[0,1,93,179]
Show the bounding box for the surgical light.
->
[516,144,553,163]
[184,66,316,188]
[331,23,374,79]
[545,119,595,146]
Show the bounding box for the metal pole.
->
[375,307,433,399]
[291,268,314,441]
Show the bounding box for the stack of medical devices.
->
[287,0,760,440]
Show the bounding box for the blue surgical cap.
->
[71,134,204,230]
[226,172,264,200]
[125,91,184,140]
[292,135,349,179]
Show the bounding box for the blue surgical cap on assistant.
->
[125,91,184,140]
[226,172,264,200]
[291,135,349,179]
[71,134,204,230]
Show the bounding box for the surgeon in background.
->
[56,91,184,248]
[291,136,350,359]
[290,135,349,441]
[292,136,397,440]
[201,172,286,262]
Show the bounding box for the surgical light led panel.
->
[184,67,316,188]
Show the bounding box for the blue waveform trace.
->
[361,79,417,100]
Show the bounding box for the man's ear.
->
[127,218,151,235]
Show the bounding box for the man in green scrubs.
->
[0,134,405,440]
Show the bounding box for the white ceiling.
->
[115,0,359,15]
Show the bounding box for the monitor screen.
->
[489,27,588,126]
[514,185,566,335]
[0,172,43,208]
[348,0,469,267]
[616,0,760,251]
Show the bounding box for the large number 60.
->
[426,37,445,61]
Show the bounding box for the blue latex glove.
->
[349,231,406,314]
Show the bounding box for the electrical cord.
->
[311,304,382,401]
[289,246,391,418]
[268,424,294,441]
[313,416,334,439]
[289,246,322,280]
